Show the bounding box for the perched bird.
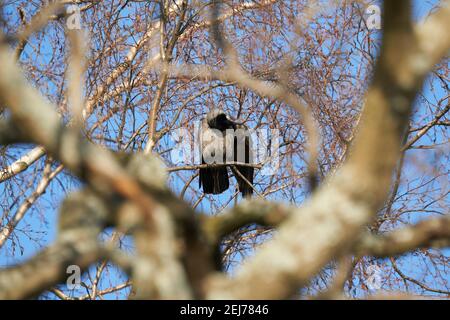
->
[199,112,230,195]
[199,109,254,197]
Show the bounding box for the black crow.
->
[199,110,254,197]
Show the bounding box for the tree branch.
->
[355,215,450,257]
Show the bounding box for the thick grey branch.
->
[355,215,450,257]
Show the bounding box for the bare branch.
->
[356,215,450,257]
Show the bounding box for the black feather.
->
[199,110,254,197]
